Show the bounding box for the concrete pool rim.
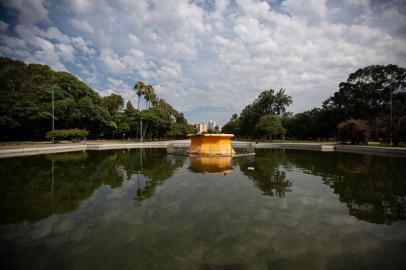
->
[1,142,406,158]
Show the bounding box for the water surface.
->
[0,149,405,270]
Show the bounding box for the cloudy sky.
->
[0,0,405,124]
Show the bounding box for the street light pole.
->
[140,117,143,142]
[52,86,55,132]
[390,88,393,145]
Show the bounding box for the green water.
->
[0,149,405,270]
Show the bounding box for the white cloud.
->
[0,0,405,124]
[282,0,327,25]
[2,0,48,24]
[155,60,183,79]
[71,36,95,55]
[69,0,97,13]
[70,19,95,33]
[42,26,70,43]
[0,20,9,31]
[56,43,75,62]
[100,48,126,73]
[128,33,139,45]
[236,0,271,20]
[107,77,126,88]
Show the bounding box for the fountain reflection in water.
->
[189,156,233,174]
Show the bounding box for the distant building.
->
[194,121,221,134]
[195,123,208,134]
[208,120,216,130]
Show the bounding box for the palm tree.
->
[150,91,157,107]
[134,81,145,110]
[144,84,155,109]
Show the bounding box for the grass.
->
[247,139,406,148]
[1,139,405,148]
[375,142,406,148]
[271,140,335,144]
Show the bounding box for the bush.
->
[46,129,89,140]
[255,114,286,141]
[168,123,196,138]
[117,122,130,135]
[337,119,369,145]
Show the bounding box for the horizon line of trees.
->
[223,64,406,146]
[0,57,195,141]
[1,56,405,145]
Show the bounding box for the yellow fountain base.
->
[188,134,235,156]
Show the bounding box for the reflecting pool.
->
[0,149,405,269]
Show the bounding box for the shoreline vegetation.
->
[0,140,405,149]
[0,57,196,142]
[222,64,406,146]
[1,56,405,146]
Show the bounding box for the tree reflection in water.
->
[275,149,406,225]
[235,150,292,197]
[1,148,405,226]
[133,151,186,202]
[0,149,186,224]
[235,148,406,225]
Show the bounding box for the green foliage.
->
[168,123,195,138]
[45,129,89,140]
[324,64,406,144]
[139,63,403,145]
[255,114,286,140]
[229,64,405,144]
[222,114,240,134]
[103,93,124,115]
[206,128,219,134]
[223,89,291,139]
[134,81,146,110]
[0,57,192,140]
[128,81,193,140]
[337,119,370,145]
[117,122,130,135]
[0,57,112,140]
[282,108,338,140]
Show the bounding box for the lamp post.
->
[52,86,55,132]
[140,117,143,142]
[390,87,393,145]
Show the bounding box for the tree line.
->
[0,57,195,141]
[223,64,406,146]
[1,56,405,144]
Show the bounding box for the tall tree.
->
[323,64,406,145]
[254,88,292,115]
[144,84,155,109]
[134,81,145,110]
[226,88,292,138]
[0,57,112,140]
[150,91,157,107]
[255,114,286,141]
[0,57,194,141]
[102,93,124,116]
